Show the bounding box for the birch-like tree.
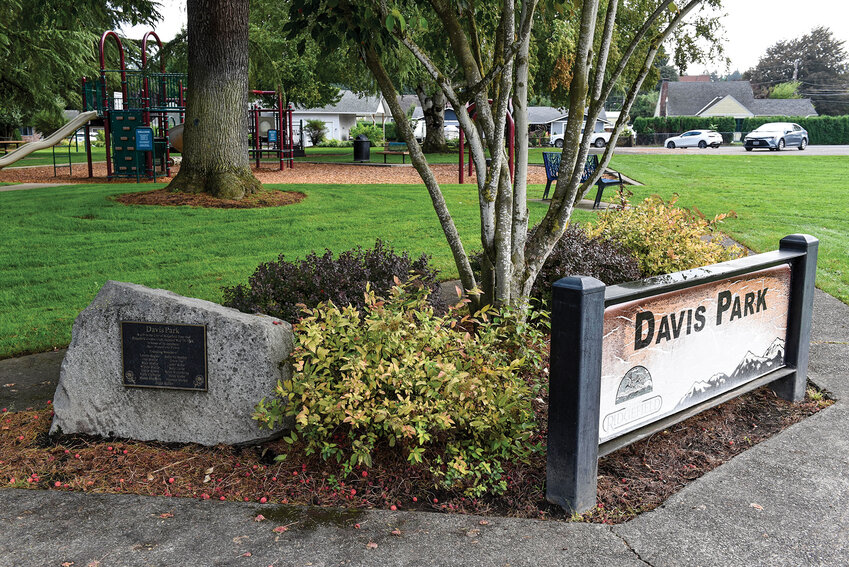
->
[287,0,721,309]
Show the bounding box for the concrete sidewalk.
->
[1,289,847,566]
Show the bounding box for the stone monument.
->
[50,280,292,445]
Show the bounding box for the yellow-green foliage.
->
[254,282,547,496]
[586,195,743,276]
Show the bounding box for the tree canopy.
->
[745,27,849,116]
[0,0,160,137]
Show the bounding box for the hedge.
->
[634,115,849,144]
[633,116,736,135]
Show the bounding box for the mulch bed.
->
[112,188,307,209]
[0,382,830,524]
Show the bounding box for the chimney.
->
[657,80,669,117]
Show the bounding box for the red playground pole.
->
[82,77,93,179]
[288,105,294,168]
[458,129,464,184]
[253,105,260,169]
[277,91,284,171]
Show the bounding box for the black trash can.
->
[353,134,371,162]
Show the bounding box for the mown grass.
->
[609,154,849,304]
[296,146,554,165]
[0,182,566,358]
[4,146,108,168]
[2,154,847,358]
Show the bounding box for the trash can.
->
[353,134,371,162]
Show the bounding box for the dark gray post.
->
[546,276,605,513]
[772,234,818,402]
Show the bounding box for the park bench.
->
[377,141,410,164]
[541,151,624,208]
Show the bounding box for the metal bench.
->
[541,151,623,208]
[376,142,410,163]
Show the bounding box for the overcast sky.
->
[123,0,849,76]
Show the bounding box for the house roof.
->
[664,81,756,116]
[680,75,710,82]
[660,80,819,117]
[528,106,568,124]
[296,90,385,115]
[749,98,818,117]
[396,95,419,115]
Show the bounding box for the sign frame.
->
[546,234,818,513]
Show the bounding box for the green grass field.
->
[296,146,554,165]
[0,182,563,358]
[4,146,107,168]
[1,154,847,358]
[609,154,849,305]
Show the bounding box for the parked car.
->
[549,130,611,148]
[664,130,723,149]
[743,122,808,151]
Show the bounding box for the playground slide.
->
[0,111,99,169]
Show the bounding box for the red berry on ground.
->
[220,496,226,501]
[390,505,397,511]
[412,497,418,502]
[433,498,438,503]
[54,481,61,487]
[362,471,368,477]
[260,497,267,503]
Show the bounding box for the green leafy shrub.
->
[315,139,352,147]
[222,239,444,322]
[350,120,385,145]
[305,119,327,145]
[254,283,546,497]
[585,195,743,276]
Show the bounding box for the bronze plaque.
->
[599,264,791,443]
[120,321,207,391]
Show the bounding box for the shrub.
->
[529,224,641,303]
[585,195,743,276]
[305,119,327,145]
[350,120,385,145]
[315,139,352,148]
[221,239,444,322]
[253,283,547,496]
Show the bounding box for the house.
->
[655,80,818,121]
[292,90,388,143]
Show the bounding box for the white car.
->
[664,130,723,149]
[549,131,611,148]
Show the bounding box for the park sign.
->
[546,235,818,513]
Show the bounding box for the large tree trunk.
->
[415,84,448,153]
[166,0,261,199]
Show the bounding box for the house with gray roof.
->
[292,90,388,143]
[656,80,817,120]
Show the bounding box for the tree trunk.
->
[166,0,261,200]
[416,84,448,153]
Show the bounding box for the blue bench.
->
[541,151,624,208]
[378,142,410,163]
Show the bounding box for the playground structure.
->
[1,29,296,179]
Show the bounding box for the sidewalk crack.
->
[610,527,654,567]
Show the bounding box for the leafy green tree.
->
[0,0,159,137]
[286,0,722,309]
[745,27,849,115]
[769,81,802,99]
[305,119,327,144]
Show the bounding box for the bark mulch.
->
[0,162,550,187]
[113,188,306,209]
[0,383,830,524]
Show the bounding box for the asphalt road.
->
[612,144,849,156]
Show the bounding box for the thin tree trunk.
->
[166,0,261,200]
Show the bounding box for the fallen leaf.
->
[205,466,214,475]
[478,520,489,525]
[366,542,378,549]
[466,528,480,537]
[391,528,401,536]
[751,503,764,510]
[241,551,252,557]
[254,514,266,522]
[203,474,211,483]
[232,535,249,544]
[61,563,74,567]
[272,526,288,533]
[158,512,174,519]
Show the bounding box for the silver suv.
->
[743,122,808,151]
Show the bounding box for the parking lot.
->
[614,144,849,156]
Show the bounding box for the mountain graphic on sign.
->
[677,337,785,409]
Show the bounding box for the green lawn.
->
[0,182,564,358]
[296,146,553,165]
[2,154,847,359]
[609,154,849,304]
[4,146,107,168]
